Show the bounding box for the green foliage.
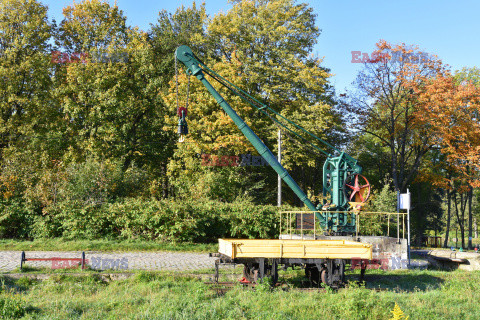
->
[105,198,280,241]
[0,0,55,165]
[149,2,208,89]
[455,66,480,86]
[0,282,27,319]
[361,177,397,235]
[62,159,122,205]
[2,197,282,242]
[0,293,26,319]
[0,200,34,239]
[368,179,397,213]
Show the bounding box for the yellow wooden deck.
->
[218,239,372,260]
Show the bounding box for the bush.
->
[0,200,35,239]
[105,198,281,242]
[362,178,397,236]
[21,198,283,242]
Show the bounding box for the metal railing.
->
[279,210,409,241]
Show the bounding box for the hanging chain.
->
[175,57,179,111]
[185,73,190,110]
[175,56,191,111]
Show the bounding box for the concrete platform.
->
[280,234,408,270]
[416,249,480,271]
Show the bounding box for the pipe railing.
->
[279,210,408,242]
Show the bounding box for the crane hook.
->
[177,107,188,142]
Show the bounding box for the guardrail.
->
[279,210,408,241]
[20,251,88,271]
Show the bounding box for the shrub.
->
[362,178,397,236]
[0,200,34,239]
[24,198,283,242]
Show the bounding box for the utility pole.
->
[277,129,282,207]
[407,188,411,266]
[397,190,400,243]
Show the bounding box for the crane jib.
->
[175,45,319,216]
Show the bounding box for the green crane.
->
[175,45,370,233]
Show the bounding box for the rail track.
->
[204,280,388,294]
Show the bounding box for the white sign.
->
[399,193,410,210]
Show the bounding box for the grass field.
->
[1,268,479,319]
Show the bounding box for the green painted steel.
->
[175,45,318,214]
[322,154,362,232]
[175,45,366,233]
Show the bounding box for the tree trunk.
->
[468,186,473,249]
[444,188,451,248]
[162,164,168,199]
[475,217,478,238]
[453,191,466,249]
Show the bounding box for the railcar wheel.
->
[242,263,258,283]
[320,268,328,285]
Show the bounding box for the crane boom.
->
[175,45,318,214]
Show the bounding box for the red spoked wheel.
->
[343,174,371,203]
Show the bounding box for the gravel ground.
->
[0,251,218,272]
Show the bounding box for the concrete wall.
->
[280,234,409,269]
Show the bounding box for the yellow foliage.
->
[390,302,409,320]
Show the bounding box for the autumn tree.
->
[0,0,58,200]
[409,71,480,248]
[0,0,53,145]
[345,40,452,193]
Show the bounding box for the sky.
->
[42,0,480,94]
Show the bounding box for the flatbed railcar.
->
[215,239,372,286]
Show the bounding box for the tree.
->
[149,2,209,91]
[0,0,61,207]
[410,70,480,248]
[55,0,174,179]
[0,0,53,159]
[345,40,449,193]
[163,57,271,201]
[454,66,480,248]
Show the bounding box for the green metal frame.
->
[175,45,362,233]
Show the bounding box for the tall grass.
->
[1,269,479,319]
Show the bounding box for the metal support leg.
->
[20,251,25,271]
[214,259,220,283]
[271,260,278,285]
[259,258,265,280]
[359,260,367,283]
